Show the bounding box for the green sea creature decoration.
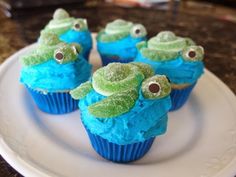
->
[70,62,171,118]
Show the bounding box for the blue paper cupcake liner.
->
[85,128,155,163]
[100,55,133,66]
[26,87,78,114]
[170,83,196,111]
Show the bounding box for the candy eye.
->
[188,50,196,58]
[182,46,204,62]
[73,19,87,31]
[130,24,147,38]
[54,51,64,63]
[148,82,161,96]
[74,23,81,30]
[142,75,171,99]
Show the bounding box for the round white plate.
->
[0,43,236,177]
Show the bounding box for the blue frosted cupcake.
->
[41,8,92,60]
[70,63,171,162]
[20,33,92,114]
[97,19,147,66]
[135,31,204,111]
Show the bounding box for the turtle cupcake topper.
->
[98,19,147,42]
[20,33,81,66]
[70,63,171,118]
[137,31,204,62]
[43,8,88,35]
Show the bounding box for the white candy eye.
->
[130,24,147,38]
[74,23,81,30]
[141,75,171,100]
[182,46,204,62]
[187,50,196,59]
[73,19,88,31]
[54,51,64,63]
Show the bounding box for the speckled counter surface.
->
[0,3,236,177]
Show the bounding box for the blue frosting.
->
[97,35,146,61]
[20,56,92,92]
[135,52,204,84]
[79,90,171,145]
[60,30,92,59]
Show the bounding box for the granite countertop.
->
[0,3,236,177]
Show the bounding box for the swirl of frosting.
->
[92,63,145,96]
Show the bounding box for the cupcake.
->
[97,19,147,66]
[135,31,204,111]
[41,8,92,60]
[20,32,92,114]
[70,62,171,162]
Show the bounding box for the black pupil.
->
[56,52,64,60]
[135,29,141,34]
[149,83,160,93]
[189,51,196,58]
[75,23,80,29]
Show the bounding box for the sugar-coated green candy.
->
[97,30,130,43]
[70,81,93,100]
[130,62,154,78]
[140,48,179,62]
[136,41,147,50]
[20,52,49,67]
[38,32,61,46]
[92,63,144,96]
[88,89,138,118]
[53,8,70,20]
[97,19,144,42]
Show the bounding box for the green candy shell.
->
[92,63,144,96]
[53,8,70,20]
[88,89,138,118]
[97,30,130,43]
[130,62,154,78]
[140,48,179,62]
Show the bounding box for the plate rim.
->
[0,44,236,177]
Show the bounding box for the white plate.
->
[0,42,236,177]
